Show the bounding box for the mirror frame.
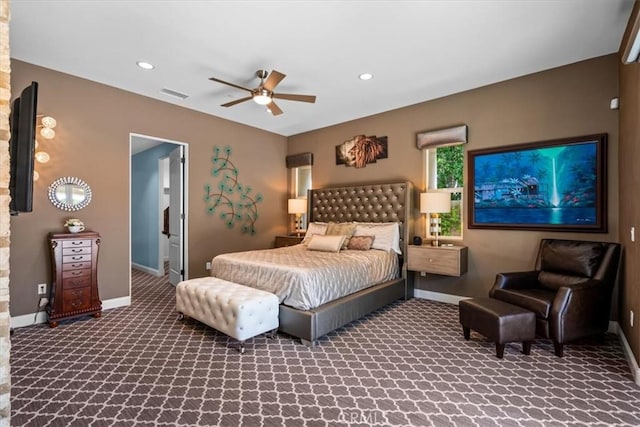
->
[48,176,92,211]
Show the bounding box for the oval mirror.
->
[48,177,92,211]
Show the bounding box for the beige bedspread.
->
[210,245,399,310]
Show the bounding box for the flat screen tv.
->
[9,81,38,215]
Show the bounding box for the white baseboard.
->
[10,295,131,329]
[610,321,640,386]
[413,289,471,305]
[132,262,163,277]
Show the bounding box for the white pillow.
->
[306,235,345,253]
[353,222,401,254]
[301,222,328,245]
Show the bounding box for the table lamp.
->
[288,198,307,237]
[420,192,451,247]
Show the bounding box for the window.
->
[292,165,312,228]
[425,143,464,238]
[293,165,311,199]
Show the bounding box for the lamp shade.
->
[288,198,307,214]
[420,192,451,214]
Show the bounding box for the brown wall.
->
[9,60,288,317]
[289,55,620,304]
[619,1,640,365]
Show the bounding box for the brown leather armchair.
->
[489,239,621,357]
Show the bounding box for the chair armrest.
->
[551,279,611,342]
[489,271,539,297]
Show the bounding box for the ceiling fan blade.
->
[267,101,283,116]
[263,70,286,91]
[273,93,316,103]
[209,77,252,93]
[221,96,253,107]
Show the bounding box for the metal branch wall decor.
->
[204,145,263,234]
[336,135,388,168]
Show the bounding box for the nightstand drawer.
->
[407,245,468,276]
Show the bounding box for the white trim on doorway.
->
[129,133,189,298]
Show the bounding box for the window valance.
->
[286,152,313,168]
[416,125,468,150]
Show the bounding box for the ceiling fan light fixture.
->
[253,89,272,105]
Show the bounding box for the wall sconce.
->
[34,115,56,181]
[38,115,57,139]
[420,192,451,247]
[288,198,307,236]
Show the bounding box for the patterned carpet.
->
[9,268,640,426]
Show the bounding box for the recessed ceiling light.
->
[358,73,374,81]
[136,61,155,70]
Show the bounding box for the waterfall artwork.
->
[468,134,607,232]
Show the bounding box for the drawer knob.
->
[72,256,82,260]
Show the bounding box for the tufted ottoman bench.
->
[459,297,536,359]
[176,277,279,353]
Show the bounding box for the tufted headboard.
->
[307,181,414,258]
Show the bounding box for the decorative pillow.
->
[353,222,401,254]
[301,222,327,245]
[325,222,357,249]
[306,235,345,253]
[347,235,375,251]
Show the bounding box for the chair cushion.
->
[492,288,556,319]
[540,240,605,278]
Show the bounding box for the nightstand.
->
[275,235,304,248]
[407,244,468,276]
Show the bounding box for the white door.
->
[168,146,184,285]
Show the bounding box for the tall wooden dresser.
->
[47,231,102,327]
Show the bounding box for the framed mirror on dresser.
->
[48,176,92,211]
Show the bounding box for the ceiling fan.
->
[209,69,316,116]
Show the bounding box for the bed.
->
[211,181,414,345]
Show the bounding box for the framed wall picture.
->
[468,134,607,232]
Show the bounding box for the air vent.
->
[160,88,189,100]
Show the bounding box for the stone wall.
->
[0,0,10,425]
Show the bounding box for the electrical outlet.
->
[38,297,48,308]
[37,283,47,295]
[206,261,211,270]
[631,310,635,327]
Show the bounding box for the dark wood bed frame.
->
[278,181,414,345]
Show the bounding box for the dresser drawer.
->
[63,261,92,271]
[62,287,91,312]
[62,268,91,280]
[407,245,468,276]
[63,246,92,256]
[63,276,91,290]
[62,239,92,248]
[63,254,92,263]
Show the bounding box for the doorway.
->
[130,133,188,290]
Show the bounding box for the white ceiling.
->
[9,0,635,137]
